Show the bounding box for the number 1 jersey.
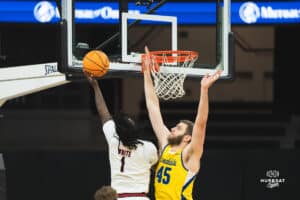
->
[103,120,158,194]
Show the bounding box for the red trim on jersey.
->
[118,193,147,198]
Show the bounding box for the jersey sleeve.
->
[102,120,118,143]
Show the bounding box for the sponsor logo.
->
[260,6,300,19]
[239,2,300,24]
[75,6,140,20]
[44,64,58,76]
[239,2,260,24]
[34,1,56,23]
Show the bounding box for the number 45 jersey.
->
[103,120,158,194]
[154,145,197,200]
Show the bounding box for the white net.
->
[149,51,198,100]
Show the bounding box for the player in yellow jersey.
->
[143,46,222,200]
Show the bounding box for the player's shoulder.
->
[139,139,155,146]
[139,140,158,150]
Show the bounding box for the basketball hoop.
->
[142,50,198,100]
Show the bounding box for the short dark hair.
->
[94,185,117,200]
[113,113,143,150]
[180,119,194,136]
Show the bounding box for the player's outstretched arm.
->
[84,72,112,125]
[186,70,222,161]
[143,46,169,150]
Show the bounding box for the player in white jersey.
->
[85,73,158,200]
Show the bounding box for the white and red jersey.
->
[103,120,158,195]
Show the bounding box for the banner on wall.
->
[0,1,300,24]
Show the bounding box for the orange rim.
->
[142,50,198,63]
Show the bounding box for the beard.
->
[167,134,185,145]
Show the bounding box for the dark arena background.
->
[1,0,300,200]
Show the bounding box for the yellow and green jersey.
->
[154,145,197,200]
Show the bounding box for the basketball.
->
[83,50,110,77]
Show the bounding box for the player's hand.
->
[142,46,160,73]
[201,69,222,90]
[142,46,150,73]
[83,71,98,87]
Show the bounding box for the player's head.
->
[114,113,143,149]
[168,120,194,146]
[94,185,117,200]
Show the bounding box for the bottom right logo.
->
[260,170,286,189]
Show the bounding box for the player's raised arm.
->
[84,72,111,125]
[186,70,222,160]
[143,46,170,150]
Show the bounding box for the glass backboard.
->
[58,0,234,80]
